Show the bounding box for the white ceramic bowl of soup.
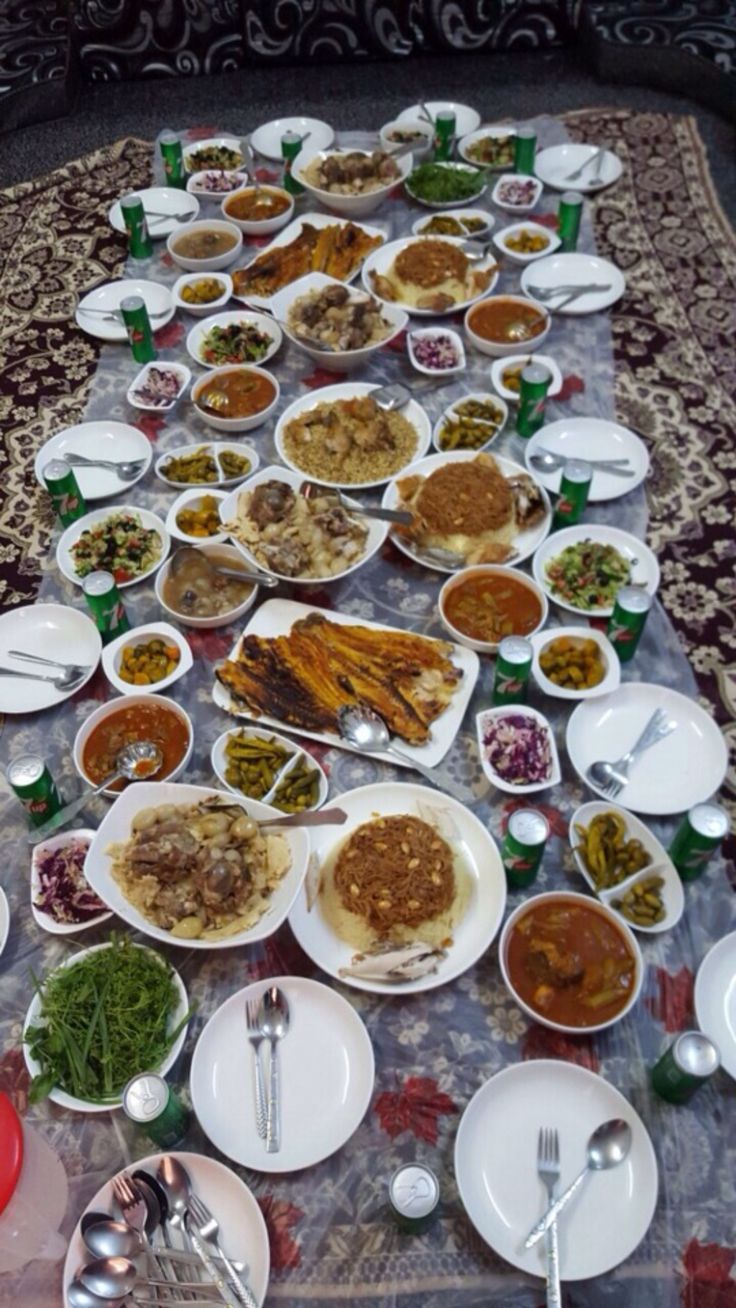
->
[155,543,259,629]
[72,694,194,797]
[191,364,280,433]
[167,220,243,272]
[380,119,434,160]
[464,295,550,358]
[438,565,548,654]
[221,185,295,235]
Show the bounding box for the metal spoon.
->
[299,480,414,526]
[27,740,163,845]
[80,1255,215,1297]
[563,145,606,184]
[524,1119,632,1248]
[337,704,469,804]
[244,139,261,193]
[529,452,635,478]
[7,650,92,679]
[257,806,348,828]
[586,708,676,799]
[0,663,85,691]
[68,1282,216,1308]
[170,545,279,590]
[260,986,290,1153]
[60,452,147,482]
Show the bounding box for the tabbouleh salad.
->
[70,511,163,583]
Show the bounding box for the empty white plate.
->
[0,603,101,713]
[108,186,200,239]
[190,975,375,1171]
[534,143,623,193]
[75,278,175,342]
[250,116,335,161]
[525,417,649,502]
[521,253,625,315]
[695,932,736,1080]
[34,421,153,501]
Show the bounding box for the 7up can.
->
[558,191,583,252]
[43,459,87,526]
[433,111,456,162]
[513,126,537,175]
[492,636,532,706]
[120,194,153,259]
[160,130,186,188]
[651,1031,720,1104]
[120,295,156,364]
[123,1073,190,1148]
[553,459,592,528]
[281,132,305,195]
[516,364,551,438]
[502,809,549,889]
[668,804,729,882]
[607,586,652,662]
[82,571,131,645]
[8,756,64,828]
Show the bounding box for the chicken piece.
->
[415,292,456,312]
[369,271,397,301]
[508,473,547,529]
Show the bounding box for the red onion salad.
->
[411,333,462,371]
[33,837,106,924]
[481,713,552,785]
[132,366,186,408]
[496,177,539,207]
[191,170,248,193]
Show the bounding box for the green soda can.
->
[82,570,131,645]
[492,636,533,706]
[514,126,537,175]
[120,194,153,259]
[668,803,729,882]
[433,110,456,162]
[388,1164,440,1234]
[607,586,652,662]
[558,191,583,252]
[8,755,64,828]
[553,458,592,528]
[43,459,87,527]
[651,1031,720,1104]
[123,1073,190,1148]
[160,130,186,189]
[515,363,552,438]
[120,295,157,364]
[281,131,305,195]
[502,809,549,889]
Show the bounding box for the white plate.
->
[361,234,498,316]
[211,597,479,769]
[250,116,334,161]
[569,801,684,933]
[490,353,563,403]
[182,136,244,173]
[155,440,259,489]
[530,625,620,700]
[83,781,311,949]
[23,942,189,1112]
[455,1060,658,1280]
[476,704,561,794]
[126,361,191,412]
[524,417,649,502]
[411,208,494,238]
[534,143,623,194]
[62,1150,270,1308]
[398,101,480,136]
[185,308,282,369]
[35,421,152,501]
[0,888,9,958]
[75,279,175,342]
[30,829,112,935]
[0,603,101,713]
[457,125,517,170]
[493,220,561,264]
[232,211,387,310]
[191,976,374,1171]
[532,523,660,618]
[382,449,552,573]
[274,381,431,490]
[491,173,542,213]
[56,504,170,589]
[521,253,625,315]
[166,487,230,545]
[211,727,329,810]
[101,620,193,696]
[695,932,736,1079]
[405,161,486,210]
[566,682,729,815]
[270,271,408,372]
[108,186,200,238]
[288,781,506,995]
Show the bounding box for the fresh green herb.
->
[407,163,485,204]
[25,935,193,1104]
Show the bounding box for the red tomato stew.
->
[82,702,190,790]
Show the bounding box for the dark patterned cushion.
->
[0,0,76,133]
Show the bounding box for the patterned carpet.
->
[0,109,734,855]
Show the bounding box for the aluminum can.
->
[43,459,87,527]
[607,586,652,663]
[514,126,537,175]
[388,1164,440,1233]
[8,755,63,827]
[492,636,533,706]
[651,1031,720,1104]
[120,194,153,259]
[558,190,583,252]
[668,804,730,882]
[281,131,306,195]
[159,130,186,188]
[433,110,456,162]
[502,809,550,889]
[120,295,157,364]
[515,363,552,438]
[553,459,593,528]
[123,1074,190,1148]
[82,570,131,644]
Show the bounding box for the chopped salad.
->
[544,539,631,610]
[481,712,553,785]
[70,511,163,583]
[199,321,274,366]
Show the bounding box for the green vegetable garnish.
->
[407,162,485,204]
[25,935,193,1104]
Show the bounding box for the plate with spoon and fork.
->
[108,186,200,239]
[533,143,623,193]
[0,602,102,713]
[75,278,175,342]
[523,417,649,502]
[521,253,625,315]
[35,420,153,500]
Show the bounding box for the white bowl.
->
[250,115,335,161]
[405,161,487,210]
[155,441,260,489]
[532,524,661,619]
[186,169,249,202]
[529,626,620,700]
[490,353,563,403]
[167,220,243,272]
[73,692,194,796]
[221,185,295,235]
[362,234,499,317]
[172,271,233,317]
[397,101,481,136]
[476,703,561,794]
[270,271,408,372]
[408,326,466,376]
[380,119,434,159]
[166,488,230,545]
[30,829,112,935]
[457,125,517,170]
[108,187,200,239]
[101,621,193,696]
[432,391,508,453]
[493,220,561,264]
[191,363,280,432]
[185,309,282,370]
[126,361,191,412]
[499,891,644,1034]
[155,543,259,629]
[182,136,244,174]
[219,465,387,585]
[569,801,685,935]
[56,504,170,590]
[294,146,413,218]
[411,208,495,238]
[464,295,551,358]
[491,173,543,213]
[439,566,548,654]
[23,941,190,1110]
[211,727,329,810]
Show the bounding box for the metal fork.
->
[563,146,605,183]
[537,1128,562,1308]
[187,1192,259,1308]
[245,998,267,1139]
[7,650,91,678]
[586,707,676,799]
[112,1174,162,1280]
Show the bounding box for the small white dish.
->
[155,441,259,489]
[432,390,508,453]
[524,416,649,503]
[457,124,517,170]
[530,625,620,700]
[172,271,233,317]
[491,173,543,213]
[35,421,152,501]
[569,801,685,934]
[362,234,499,317]
[411,207,494,238]
[56,504,170,590]
[186,169,249,202]
[490,352,562,403]
[221,185,294,235]
[532,523,660,618]
[408,326,466,376]
[0,603,101,714]
[439,565,547,654]
[405,160,486,209]
[695,932,736,1080]
[30,829,112,935]
[250,115,334,161]
[270,271,408,372]
[191,363,280,433]
[493,220,561,264]
[166,487,229,545]
[380,118,434,160]
[534,142,623,194]
[521,252,626,315]
[101,621,193,696]
[397,101,481,136]
[476,704,560,794]
[167,219,243,272]
[295,146,413,218]
[73,692,194,796]
[126,362,191,412]
[211,727,328,810]
[75,279,174,343]
[182,136,244,174]
[155,542,259,629]
[108,186,199,239]
[0,888,9,958]
[464,295,550,358]
[185,309,281,370]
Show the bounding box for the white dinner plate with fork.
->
[108,186,200,239]
[521,253,625,315]
[534,143,622,193]
[34,421,152,500]
[75,278,175,342]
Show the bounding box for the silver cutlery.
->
[159,1157,238,1308]
[525,1119,632,1249]
[132,1167,250,1276]
[110,1175,161,1279]
[187,1192,259,1308]
[529,451,634,479]
[586,707,676,799]
[370,381,412,410]
[0,664,85,691]
[536,446,630,468]
[299,480,414,525]
[244,139,261,193]
[144,208,194,223]
[526,283,612,304]
[7,650,92,679]
[80,1254,216,1298]
[61,452,148,481]
[337,703,470,804]
[84,1215,235,1271]
[261,986,290,1154]
[77,304,170,321]
[563,146,606,183]
[67,1279,219,1308]
[28,741,163,844]
[245,997,267,1140]
[537,1128,561,1308]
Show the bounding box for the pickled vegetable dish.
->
[117,637,181,686]
[175,495,222,538]
[444,573,542,644]
[574,810,651,890]
[223,731,320,810]
[180,277,227,306]
[539,636,605,689]
[82,701,190,790]
[436,396,506,451]
[544,540,631,610]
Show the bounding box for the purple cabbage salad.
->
[482,712,552,785]
[34,837,106,923]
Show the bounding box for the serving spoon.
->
[524,1118,632,1247]
[170,545,279,590]
[299,480,414,525]
[0,662,87,691]
[27,741,163,845]
[337,704,469,803]
[80,1255,217,1298]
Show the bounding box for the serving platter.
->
[34,421,153,501]
[361,234,499,316]
[269,271,408,371]
[231,210,388,310]
[524,416,650,502]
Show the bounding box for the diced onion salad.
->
[34,836,106,924]
[412,333,461,370]
[496,177,538,206]
[482,713,552,784]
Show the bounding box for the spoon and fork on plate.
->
[586,707,676,800]
[529,448,635,478]
[0,648,91,692]
[52,451,148,482]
